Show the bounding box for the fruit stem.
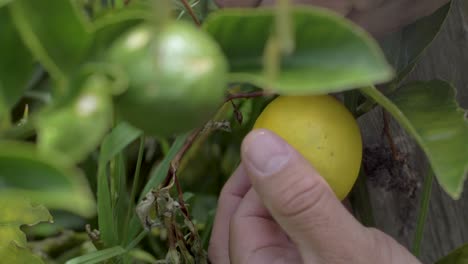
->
[412,167,434,257]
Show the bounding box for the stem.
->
[224,91,266,102]
[162,128,202,187]
[382,109,399,160]
[174,173,189,217]
[124,135,146,243]
[180,0,200,26]
[412,168,434,257]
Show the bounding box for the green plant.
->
[0,0,466,263]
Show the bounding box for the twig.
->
[382,109,399,160]
[159,91,268,222]
[174,173,190,217]
[180,0,200,26]
[162,128,202,187]
[225,91,267,102]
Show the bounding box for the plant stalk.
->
[412,168,434,257]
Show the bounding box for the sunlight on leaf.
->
[204,7,393,94]
[0,197,52,264]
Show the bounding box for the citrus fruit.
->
[108,21,228,136]
[254,95,362,200]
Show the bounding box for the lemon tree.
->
[0,0,465,263]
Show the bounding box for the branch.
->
[180,0,201,26]
[382,109,399,160]
[225,91,268,102]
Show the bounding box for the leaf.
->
[0,0,11,8]
[361,80,468,198]
[0,8,35,109]
[128,248,158,264]
[0,141,96,217]
[9,0,92,83]
[37,74,114,165]
[100,122,142,164]
[203,7,393,94]
[0,197,52,264]
[126,133,189,244]
[90,5,150,55]
[436,244,468,264]
[65,246,126,264]
[95,122,140,247]
[380,3,451,84]
[140,133,189,199]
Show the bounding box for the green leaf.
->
[37,75,114,165]
[140,133,189,199]
[128,248,158,264]
[126,133,189,244]
[380,3,451,84]
[100,122,142,164]
[0,141,96,217]
[361,80,468,198]
[436,244,468,264]
[0,0,12,8]
[65,246,126,264]
[9,0,92,84]
[90,6,150,55]
[0,197,52,264]
[95,122,140,247]
[0,8,35,109]
[203,7,393,94]
[97,153,117,247]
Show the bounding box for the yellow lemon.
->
[254,95,362,200]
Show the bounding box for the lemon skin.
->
[254,95,363,200]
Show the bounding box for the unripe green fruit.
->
[108,21,228,136]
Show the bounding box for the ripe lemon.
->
[254,95,362,200]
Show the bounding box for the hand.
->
[209,129,420,264]
[214,0,450,35]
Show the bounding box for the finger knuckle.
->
[274,174,330,220]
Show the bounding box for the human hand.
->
[209,129,420,264]
[214,0,449,35]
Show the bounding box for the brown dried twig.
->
[180,0,201,26]
[382,109,399,160]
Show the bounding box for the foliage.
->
[0,0,465,263]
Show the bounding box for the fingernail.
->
[242,129,291,177]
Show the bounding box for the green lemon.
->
[108,21,228,136]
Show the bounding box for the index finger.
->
[208,164,251,264]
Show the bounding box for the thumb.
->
[241,129,371,260]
